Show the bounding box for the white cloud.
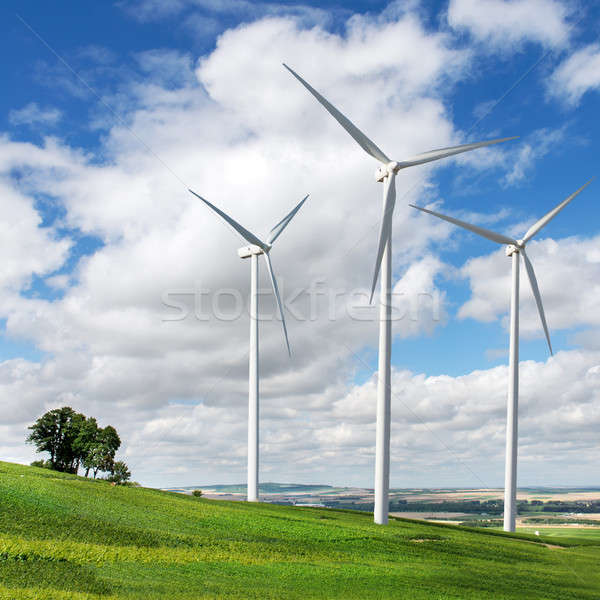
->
[0,181,71,294]
[391,255,448,337]
[548,43,600,105]
[120,0,334,29]
[502,126,567,186]
[328,349,600,486]
[447,0,573,49]
[8,103,62,127]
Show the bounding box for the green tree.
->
[73,417,100,477]
[100,426,121,458]
[82,426,122,478]
[26,407,86,473]
[107,461,131,485]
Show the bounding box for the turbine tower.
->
[284,63,516,524]
[189,189,308,502]
[410,178,593,531]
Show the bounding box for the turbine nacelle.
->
[238,244,267,258]
[374,161,400,182]
[506,244,521,257]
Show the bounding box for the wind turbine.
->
[410,178,594,531]
[189,188,308,502]
[283,62,517,525]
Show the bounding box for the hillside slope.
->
[0,461,598,599]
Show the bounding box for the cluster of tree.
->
[322,498,542,514]
[541,501,600,513]
[27,407,131,484]
[459,519,504,528]
[384,500,506,514]
[523,516,600,525]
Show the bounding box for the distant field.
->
[165,484,600,506]
[519,527,600,542]
[2,461,600,599]
[388,489,600,502]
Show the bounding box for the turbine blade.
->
[409,204,518,246]
[521,178,595,244]
[400,137,518,168]
[283,63,390,164]
[263,252,291,357]
[370,172,396,303]
[189,189,268,251]
[521,248,553,355]
[268,194,309,245]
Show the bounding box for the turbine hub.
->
[505,244,520,257]
[374,161,399,182]
[238,244,264,259]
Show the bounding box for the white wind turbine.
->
[284,63,516,525]
[410,178,594,532]
[189,188,308,502]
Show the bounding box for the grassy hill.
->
[0,461,599,599]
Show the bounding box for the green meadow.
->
[1,461,599,599]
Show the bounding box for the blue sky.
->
[1,0,599,487]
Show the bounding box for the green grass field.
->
[1,461,599,599]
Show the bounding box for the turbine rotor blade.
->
[410,204,518,246]
[263,252,291,357]
[283,63,390,164]
[370,172,396,303]
[268,194,309,245]
[399,137,518,168]
[521,248,553,355]
[521,178,595,244]
[189,189,268,251]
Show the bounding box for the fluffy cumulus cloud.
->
[548,43,600,105]
[329,349,600,486]
[1,6,598,488]
[0,146,72,293]
[447,0,573,50]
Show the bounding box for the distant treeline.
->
[459,519,504,528]
[523,517,600,525]
[540,501,600,513]
[389,500,505,514]
[321,498,600,515]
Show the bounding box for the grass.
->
[1,461,599,599]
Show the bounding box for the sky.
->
[1,0,599,489]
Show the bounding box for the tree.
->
[106,461,131,485]
[26,407,86,473]
[73,417,100,476]
[100,426,121,458]
[83,444,114,478]
[27,408,126,478]
[81,425,122,478]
